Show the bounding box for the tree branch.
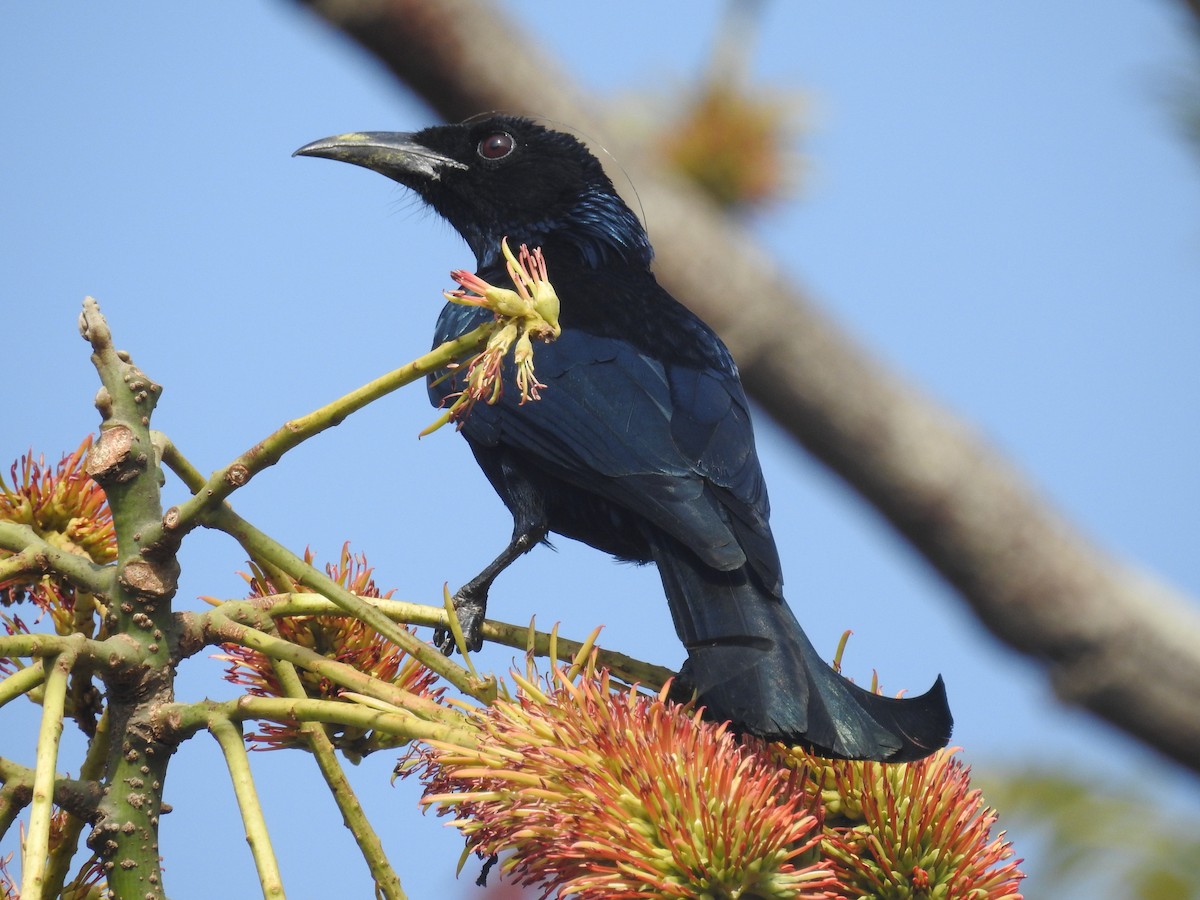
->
[0,758,103,828]
[152,322,493,542]
[0,522,113,598]
[78,298,178,899]
[293,0,1200,772]
[161,694,474,749]
[0,634,140,671]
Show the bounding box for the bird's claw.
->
[434,591,487,655]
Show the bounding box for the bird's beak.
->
[293,132,467,181]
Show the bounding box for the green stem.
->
[232,593,677,690]
[79,299,176,898]
[0,757,103,823]
[79,298,169,570]
[21,645,78,899]
[205,508,496,703]
[159,432,305,585]
[159,438,496,704]
[243,695,474,746]
[43,709,110,898]
[0,522,112,596]
[0,660,46,711]
[157,435,205,490]
[161,693,475,749]
[0,782,21,843]
[208,715,285,899]
[159,322,494,538]
[201,609,462,727]
[271,659,407,900]
[0,633,138,668]
[0,546,40,582]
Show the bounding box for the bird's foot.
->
[434,589,487,655]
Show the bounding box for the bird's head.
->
[295,116,652,271]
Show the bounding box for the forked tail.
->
[651,535,952,762]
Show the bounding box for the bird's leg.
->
[435,522,547,654]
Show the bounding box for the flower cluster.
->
[425,238,560,435]
[779,745,1025,899]
[403,656,1024,899]
[218,544,440,756]
[406,661,837,899]
[0,437,115,638]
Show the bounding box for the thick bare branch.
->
[294,0,1200,772]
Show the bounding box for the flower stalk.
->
[41,709,110,899]
[202,503,496,704]
[215,547,446,756]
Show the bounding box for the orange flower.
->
[781,745,1025,899]
[401,645,1024,896]
[218,544,440,756]
[0,437,115,638]
[407,661,837,899]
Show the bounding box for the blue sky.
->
[3,3,1198,896]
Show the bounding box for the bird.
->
[295,116,952,761]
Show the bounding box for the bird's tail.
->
[649,536,952,762]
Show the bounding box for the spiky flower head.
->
[0,437,115,638]
[218,544,440,755]
[778,745,1024,899]
[424,238,560,435]
[406,659,837,899]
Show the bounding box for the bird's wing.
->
[453,327,782,592]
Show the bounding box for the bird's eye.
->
[477,132,515,160]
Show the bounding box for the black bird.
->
[295,117,952,761]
